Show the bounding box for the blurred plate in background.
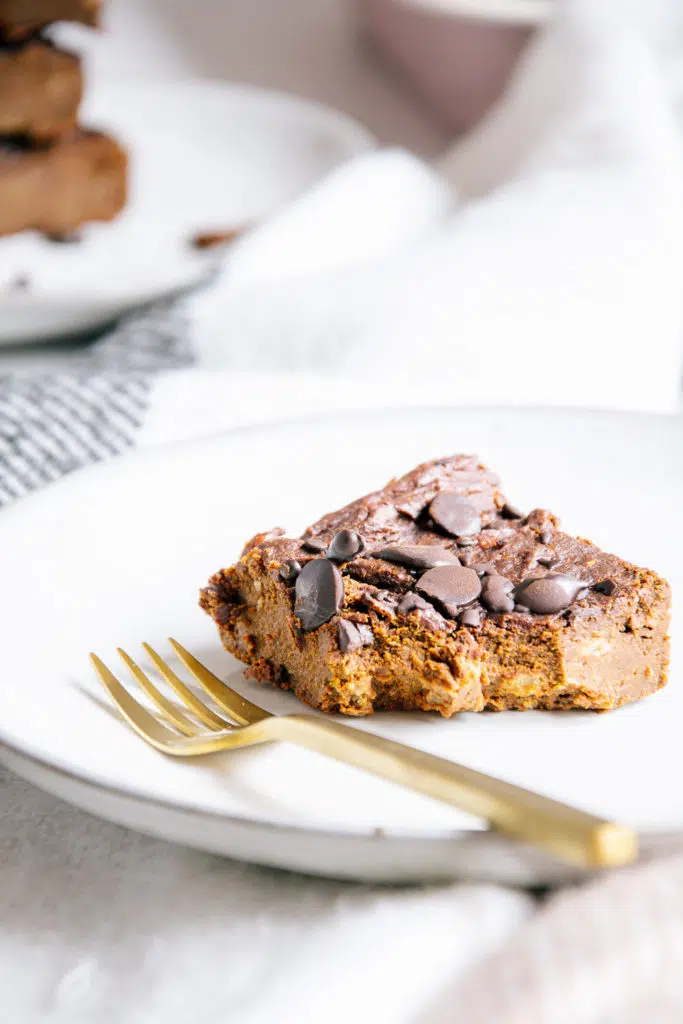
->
[0,79,374,346]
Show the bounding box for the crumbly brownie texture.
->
[0,0,99,39]
[0,36,82,139]
[0,128,126,235]
[201,456,671,717]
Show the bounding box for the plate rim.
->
[0,404,681,880]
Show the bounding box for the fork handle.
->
[264,714,636,869]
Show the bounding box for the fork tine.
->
[142,643,229,730]
[168,638,271,725]
[90,653,179,749]
[117,648,198,736]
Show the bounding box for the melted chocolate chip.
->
[501,503,524,520]
[374,545,461,572]
[302,538,327,554]
[513,574,585,615]
[397,592,449,631]
[327,530,364,563]
[416,565,482,616]
[480,575,515,614]
[459,605,484,627]
[294,558,343,630]
[594,579,617,596]
[429,493,481,538]
[279,559,301,583]
[337,619,374,653]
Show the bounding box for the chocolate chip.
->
[397,592,449,631]
[513,574,586,615]
[302,538,327,554]
[373,545,461,573]
[429,493,481,538]
[398,593,429,615]
[537,554,559,568]
[539,530,553,546]
[279,559,301,583]
[501,503,524,520]
[416,565,481,616]
[294,558,343,630]
[327,530,364,563]
[459,605,484,627]
[594,579,617,596]
[337,619,373,653]
[470,562,499,577]
[480,575,515,614]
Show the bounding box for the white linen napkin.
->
[188,0,683,414]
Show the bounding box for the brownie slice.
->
[201,456,671,717]
[0,0,99,39]
[0,36,82,140]
[0,128,126,236]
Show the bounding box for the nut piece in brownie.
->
[0,36,82,140]
[0,0,99,39]
[201,455,671,717]
[0,128,126,236]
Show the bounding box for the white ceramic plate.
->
[0,407,681,885]
[0,80,373,346]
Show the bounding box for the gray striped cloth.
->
[0,300,193,505]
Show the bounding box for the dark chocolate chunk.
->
[374,544,460,572]
[279,559,301,583]
[337,619,373,653]
[294,558,343,630]
[501,503,524,520]
[416,565,481,616]
[302,538,327,554]
[513,574,586,615]
[397,592,449,631]
[459,605,484,627]
[470,562,499,577]
[429,492,482,538]
[537,554,559,568]
[594,579,617,596]
[327,529,364,563]
[480,575,515,614]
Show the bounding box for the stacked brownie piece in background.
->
[0,0,126,238]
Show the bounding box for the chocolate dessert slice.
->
[0,36,82,140]
[201,456,671,717]
[0,128,126,236]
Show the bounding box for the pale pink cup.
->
[354,0,550,134]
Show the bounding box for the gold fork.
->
[90,639,638,869]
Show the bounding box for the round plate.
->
[0,80,373,345]
[0,407,681,884]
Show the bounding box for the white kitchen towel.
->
[192,0,683,412]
